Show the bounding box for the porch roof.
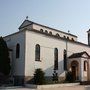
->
[68,51,90,59]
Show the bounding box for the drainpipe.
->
[64,38,68,80]
[66,39,68,71]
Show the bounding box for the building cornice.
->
[3,29,90,48]
[26,29,90,48]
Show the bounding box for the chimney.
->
[87,29,90,46]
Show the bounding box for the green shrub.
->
[0,37,11,75]
[52,70,58,82]
[34,68,45,85]
[66,71,73,82]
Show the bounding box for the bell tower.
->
[87,29,90,46]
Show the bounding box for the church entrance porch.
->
[68,51,90,81]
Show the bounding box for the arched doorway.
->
[71,61,79,81]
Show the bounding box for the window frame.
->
[63,49,67,70]
[84,61,88,71]
[56,33,60,37]
[45,30,48,34]
[54,48,58,70]
[40,29,43,32]
[16,43,20,59]
[49,31,52,35]
[35,44,40,61]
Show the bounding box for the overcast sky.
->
[0,0,90,44]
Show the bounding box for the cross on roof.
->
[26,16,29,20]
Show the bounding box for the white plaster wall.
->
[32,24,77,41]
[20,24,33,31]
[3,28,90,78]
[25,30,90,77]
[4,31,26,76]
[67,42,90,56]
[25,30,66,77]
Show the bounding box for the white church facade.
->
[4,19,90,84]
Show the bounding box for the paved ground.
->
[0,88,36,90]
[0,87,36,90]
[1,85,90,90]
[9,88,35,90]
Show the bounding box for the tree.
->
[52,70,58,82]
[0,37,11,75]
[34,68,45,85]
[66,71,73,82]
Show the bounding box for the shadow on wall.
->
[41,60,65,82]
[44,60,64,76]
[27,60,65,84]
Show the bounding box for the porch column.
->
[80,60,84,81]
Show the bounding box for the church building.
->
[4,19,90,84]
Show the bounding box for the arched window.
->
[40,29,43,32]
[71,38,74,41]
[54,48,58,70]
[35,44,40,61]
[56,33,60,37]
[84,61,88,71]
[64,36,66,38]
[67,37,69,40]
[16,43,20,58]
[45,30,48,33]
[63,49,67,70]
[49,31,52,35]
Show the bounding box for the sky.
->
[0,0,90,44]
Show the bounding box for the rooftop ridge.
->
[19,19,77,38]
